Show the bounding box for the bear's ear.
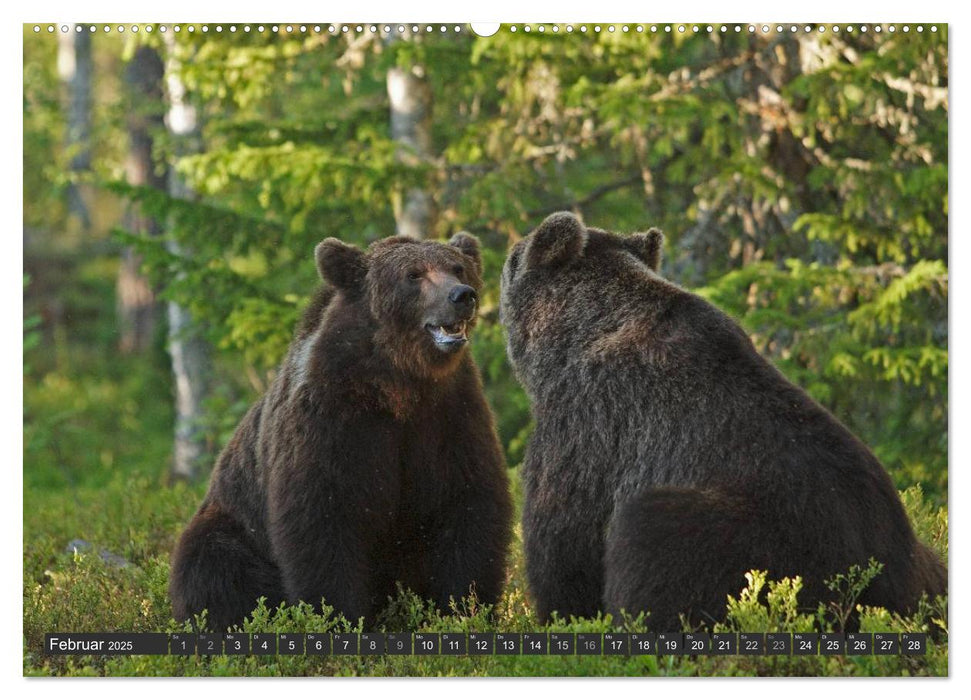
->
[525,211,587,269]
[625,228,664,272]
[315,238,368,289]
[449,231,482,273]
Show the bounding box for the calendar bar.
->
[41,631,931,656]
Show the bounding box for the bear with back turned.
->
[499,211,946,631]
[170,233,512,631]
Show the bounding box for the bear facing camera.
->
[170,233,512,631]
[500,211,946,631]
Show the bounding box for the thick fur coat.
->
[500,211,946,631]
[170,233,512,631]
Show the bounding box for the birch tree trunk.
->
[164,35,212,481]
[57,24,92,231]
[118,46,166,354]
[386,32,434,239]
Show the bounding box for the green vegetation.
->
[23,469,947,676]
[23,23,948,677]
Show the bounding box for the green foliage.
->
[822,559,885,632]
[23,470,948,677]
[99,26,946,487]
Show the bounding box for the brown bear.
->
[170,233,512,631]
[500,211,946,631]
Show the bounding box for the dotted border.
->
[31,23,940,35]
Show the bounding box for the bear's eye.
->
[408,270,424,281]
[452,264,465,276]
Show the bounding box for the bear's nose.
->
[448,284,478,307]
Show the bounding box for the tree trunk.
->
[386,32,434,239]
[164,34,212,482]
[57,24,92,230]
[118,46,166,354]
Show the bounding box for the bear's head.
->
[499,211,665,385]
[315,232,484,376]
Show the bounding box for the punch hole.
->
[470,23,499,36]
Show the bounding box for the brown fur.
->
[170,233,512,631]
[500,211,946,630]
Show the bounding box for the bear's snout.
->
[448,284,477,311]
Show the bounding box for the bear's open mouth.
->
[425,321,469,350]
